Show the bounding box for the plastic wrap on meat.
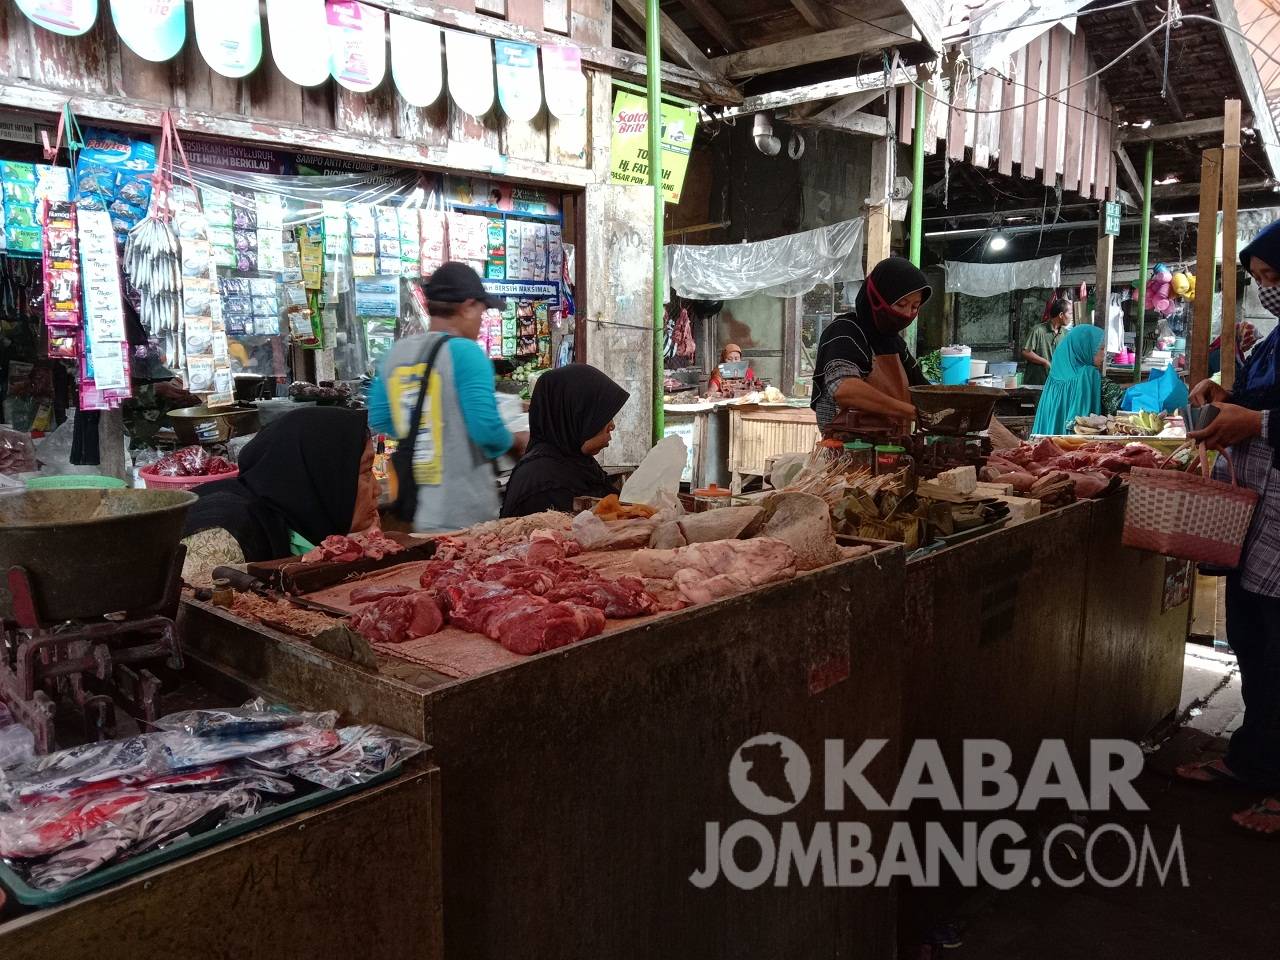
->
[0,736,168,807]
[153,697,337,738]
[245,730,342,771]
[289,725,426,790]
[0,790,150,858]
[156,727,318,772]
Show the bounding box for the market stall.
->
[179,502,908,960]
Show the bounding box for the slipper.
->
[1174,757,1239,783]
[1232,797,1280,837]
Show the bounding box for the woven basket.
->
[1122,443,1258,568]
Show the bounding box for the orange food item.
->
[592,494,657,521]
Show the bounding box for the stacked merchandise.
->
[75,209,132,410]
[174,209,232,402]
[41,201,82,365]
[74,127,156,248]
[0,699,424,893]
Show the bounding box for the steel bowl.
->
[167,403,261,445]
[910,385,1007,436]
[0,489,197,622]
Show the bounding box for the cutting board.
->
[246,532,437,594]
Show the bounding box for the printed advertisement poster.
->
[110,0,184,62]
[327,0,387,93]
[16,0,97,37]
[542,44,587,119]
[389,13,443,107]
[609,91,696,204]
[267,0,329,86]
[192,0,262,79]
[495,40,542,122]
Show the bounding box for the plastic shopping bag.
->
[1121,363,1189,415]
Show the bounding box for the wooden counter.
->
[0,768,443,960]
[183,544,908,960]
[728,404,819,486]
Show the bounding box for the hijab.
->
[1234,221,1280,409]
[501,364,629,518]
[183,407,369,561]
[856,257,932,337]
[1031,324,1105,436]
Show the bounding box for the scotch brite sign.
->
[609,91,695,204]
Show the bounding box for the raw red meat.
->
[348,584,412,605]
[302,530,406,564]
[544,575,655,617]
[349,591,444,644]
[444,581,606,654]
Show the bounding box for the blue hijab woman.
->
[1031,324,1105,435]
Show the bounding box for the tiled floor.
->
[903,648,1277,959]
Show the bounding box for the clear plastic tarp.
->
[666,218,865,301]
[964,0,1088,72]
[944,255,1061,298]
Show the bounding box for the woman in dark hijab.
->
[180,407,378,584]
[1181,219,1280,835]
[810,256,931,437]
[501,364,629,517]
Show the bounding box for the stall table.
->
[182,544,907,960]
[728,403,819,489]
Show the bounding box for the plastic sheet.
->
[156,727,319,771]
[0,736,169,807]
[944,256,1062,298]
[667,218,865,301]
[289,725,425,789]
[0,705,35,771]
[153,697,338,738]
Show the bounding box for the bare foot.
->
[1232,797,1280,836]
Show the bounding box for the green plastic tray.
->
[0,768,398,908]
[25,474,128,490]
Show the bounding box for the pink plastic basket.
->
[139,466,238,491]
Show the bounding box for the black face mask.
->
[865,276,918,334]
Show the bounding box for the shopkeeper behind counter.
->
[811,256,930,439]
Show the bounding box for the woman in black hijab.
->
[501,364,629,517]
[810,256,931,438]
[180,407,377,584]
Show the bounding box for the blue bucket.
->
[940,352,972,385]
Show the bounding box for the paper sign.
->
[542,44,587,120]
[327,0,387,93]
[193,0,262,79]
[495,40,542,122]
[445,29,495,118]
[267,0,329,86]
[389,14,443,107]
[16,0,97,37]
[609,91,696,205]
[110,0,184,62]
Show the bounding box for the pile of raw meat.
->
[301,529,405,564]
[346,530,655,655]
[982,439,1161,501]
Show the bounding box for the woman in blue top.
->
[1030,324,1105,436]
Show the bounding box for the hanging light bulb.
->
[989,233,1008,251]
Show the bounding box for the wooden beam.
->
[1212,0,1280,179]
[789,0,832,31]
[612,16,647,55]
[614,0,717,78]
[1116,116,1231,143]
[1152,177,1274,199]
[800,111,892,138]
[867,134,894,266]
[1190,148,1222,386]
[1114,145,1144,202]
[805,89,884,124]
[1127,5,1185,121]
[1221,99,1242,390]
[898,0,946,54]
[710,15,918,80]
[719,67,915,119]
[678,0,741,53]
[0,79,599,188]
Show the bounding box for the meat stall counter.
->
[181,511,908,960]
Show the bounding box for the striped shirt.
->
[809,312,926,430]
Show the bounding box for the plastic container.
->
[25,474,127,490]
[989,361,1018,378]
[843,440,874,471]
[940,347,972,385]
[873,444,907,474]
[969,359,989,377]
[140,466,238,490]
[691,483,733,511]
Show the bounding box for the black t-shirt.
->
[809,311,926,425]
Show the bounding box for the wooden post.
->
[867,134,893,268]
[98,410,129,483]
[1189,148,1222,385]
[1095,225,1114,374]
[1220,99,1242,390]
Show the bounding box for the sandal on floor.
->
[1174,757,1239,783]
[1232,797,1280,837]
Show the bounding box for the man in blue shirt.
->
[367,263,528,532]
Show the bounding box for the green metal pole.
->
[909,85,926,267]
[1135,141,1154,383]
[647,0,665,445]
[905,84,927,351]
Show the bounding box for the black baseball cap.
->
[424,261,505,309]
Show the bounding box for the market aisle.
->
[920,649,1276,960]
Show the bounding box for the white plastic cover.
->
[944,255,1061,298]
[667,218,865,301]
